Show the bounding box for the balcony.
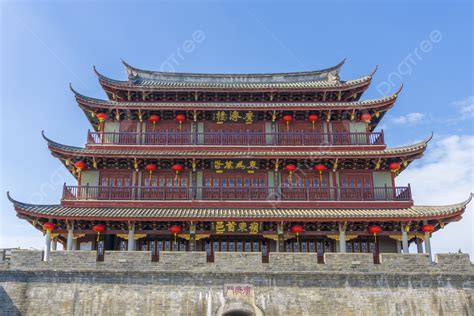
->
[62,185,411,202]
[87,131,385,146]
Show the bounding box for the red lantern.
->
[361,113,371,123]
[389,162,401,175]
[291,225,304,234]
[145,163,157,180]
[171,164,184,180]
[74,161,86,172]
[368,225,381,235]
[169,225,182,242]
[74,161,86,185]
[43,222,55,232]
[148,114,161,131]
[291,224,304,243]
[96,113,108,131]
[313,164,327,182]
[176,114,186,130]
[422,224,434,233]
[308,114,319,130]
[284,164,297,173]
[93,224,106,242]
[282,115,293,131]
[284,164,297,184]
[282,114,293,131]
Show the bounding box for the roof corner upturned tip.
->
[369,65,378,77]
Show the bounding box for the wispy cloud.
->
[397,134,474,256]
[392,112,425,125]
[452,96,474,118]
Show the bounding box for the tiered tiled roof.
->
[8,192,472,221]
[43,131,431,159]
[71,85,398,110]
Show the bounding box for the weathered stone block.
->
[269,252,320,271]
[379,253,431,271]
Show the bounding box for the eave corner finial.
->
[369,65,379,77]
[393,83,404,97]
[6,191,14,203]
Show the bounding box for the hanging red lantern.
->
[74,161,86,172]
[282,115,293,131]
[368,225,381,243]
[284,164,297,184]
[148,114,161,131]
[291,224,304,243]
[291,225,304,234]
[361,113,371,123]
[43,222,55,232]
[74,161,86,185]
[171,164,184,180]
[368,225,381,235]
[308,114,319,130]
[176,114,186,130]
[313,164,327,182]
[96,113,107,131]
[145,163,157,181]
[169,225,182,242]
[422,224,434,233]
[389,162,401,175]
[92,224,106,242]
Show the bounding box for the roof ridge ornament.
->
[120,58,347,83]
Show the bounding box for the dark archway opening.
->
[223,311,254,316]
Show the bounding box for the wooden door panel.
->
[119,120,138,144]
[281,173,330,200]
[203,172,267,200]
[278,122,324,145]
[144,122,191,145]
[339,172,373,200]
[141,172,189,199]
[332,121,351,145]
[204,122,266,145]
[99,171,133,200]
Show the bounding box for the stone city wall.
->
[1,251,473,315]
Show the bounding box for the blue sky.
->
[1,1,473,255]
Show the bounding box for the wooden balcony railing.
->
[62,185,411,202]
[87,131,384,146]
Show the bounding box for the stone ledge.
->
[5,250,473,274]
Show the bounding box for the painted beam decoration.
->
[212,221,263,234]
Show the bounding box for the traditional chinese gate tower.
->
[8,59,471,262]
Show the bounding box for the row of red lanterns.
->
[95,113,372,129]
[290,224,435,237]
[95,113,187,130]
[42,223,435,234]
[146,163,184,180]
[42,223,435,244]
[42,222,183,240]
[71,161,400,177]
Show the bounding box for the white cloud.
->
[392,112,425,125]
[452,96,474,118]
[397,134,474,257]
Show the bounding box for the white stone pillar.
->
[52,238,57,251]
[128,223,135,251]
[44,230,51,261]
[424,232,432,262]
[396,241,402,253]
[67,227,74,251]
[401,225,409,254]
[338,223,346,253]
[416,238,423,253]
